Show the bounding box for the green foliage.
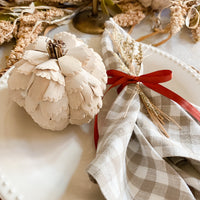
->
[101,0,121,16]
[0,13,15,21]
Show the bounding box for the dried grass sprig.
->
[110,27,180,137]
[110,28,137,73]
[138,87,181,137]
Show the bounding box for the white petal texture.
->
[58,55,82,76]
[42,81,65,102]
[54,32,84,50]
[26,36,50,52]
[83,58,107,91]
[65,69,104,124]
[9,89,25,107]
[23,50,49,65]
[35,59,59,71]
[66,46,94,62]
[66,46,107,90]
[8,68,32,90]
[25,75,50,113]
[35,70,65,86]
[8,31,107,131]
[16,61,35,75]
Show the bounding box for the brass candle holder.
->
[73,0,109,34]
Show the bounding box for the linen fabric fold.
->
[87,19,200,200]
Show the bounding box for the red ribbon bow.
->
[94,69,200,148]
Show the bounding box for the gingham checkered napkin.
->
[87,19,200,200]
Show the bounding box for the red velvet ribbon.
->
[94,69,200,148]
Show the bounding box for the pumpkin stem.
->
[47,39,66,59]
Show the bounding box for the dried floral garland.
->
[113,0,200,45]
[154,0,200,44]
[1,0,85,6]
[7,6,66,66]
[0,1,88,76]
[113,1,147,31]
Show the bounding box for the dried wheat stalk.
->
[110,27,180,137]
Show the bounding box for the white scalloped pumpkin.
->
[8,32,107,131]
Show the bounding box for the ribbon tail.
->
[94,115,99,149]
[144,83,200,122]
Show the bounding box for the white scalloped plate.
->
[0,23,200,200]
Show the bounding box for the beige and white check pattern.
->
[87,19,200,200]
